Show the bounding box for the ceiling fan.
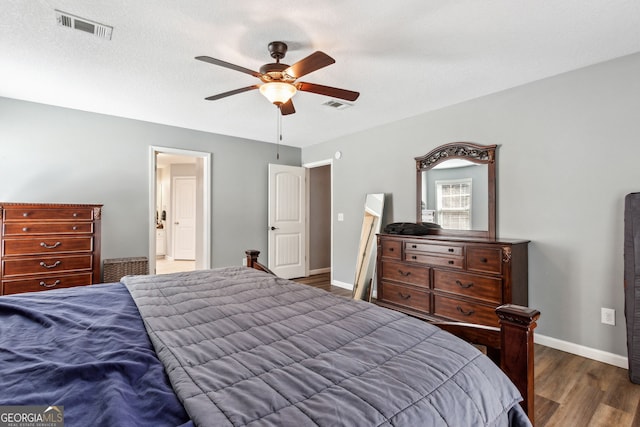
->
[196,41,360,115]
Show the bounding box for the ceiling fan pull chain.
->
[276,106,282,159]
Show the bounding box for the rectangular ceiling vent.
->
[322,100,353,110]
[55,10,113,40]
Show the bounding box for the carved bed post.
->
[245,250,276,275]
[245,249,260,269]
[496,304,541,423]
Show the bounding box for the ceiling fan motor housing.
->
[268,41,288,61]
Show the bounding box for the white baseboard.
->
[332,280,353,291]
[309,267,331,275]
[535,334,628,369]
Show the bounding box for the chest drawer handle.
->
[22,227,29,232]
[448,248,454,252]
[398,269,411,277]
[448,260,455,265]
[411,255,417,260]
[480,257,488,263]
[388,247,395,252]
[73,213,79,217]
[398,292,411,300]
[40,260,61,269]
[39,280,61,288]
[40,241,62,249]
[22,212,29,217]
[455,280,474,289]
[456,306,475,316]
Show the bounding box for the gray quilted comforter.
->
[122,267,531,427]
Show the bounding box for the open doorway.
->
[149,147,211,274]
[304,160,333,281]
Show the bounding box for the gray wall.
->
[0,97,300,269]
[302,52,640,358]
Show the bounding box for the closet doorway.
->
[304,160,333,281]
[149,147,211,274]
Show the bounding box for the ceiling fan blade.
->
[279,99,296,115]
[204,85,260,101]
[284,51,335,79]
[195,56,262,78]
[296,82,360,102]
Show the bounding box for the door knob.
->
[270,226,278,231]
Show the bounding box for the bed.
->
[0,250,538,426]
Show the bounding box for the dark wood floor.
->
[293,273,640,427]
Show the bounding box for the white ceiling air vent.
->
[322,100,353,110]
[55,10,113,40]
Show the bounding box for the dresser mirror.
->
[352,193,385,301]
[416,142,497,239]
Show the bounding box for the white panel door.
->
[268,164,306,279]
[172,176,196,260]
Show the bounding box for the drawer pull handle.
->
[398,292,411,300]
[398,269,411,277]
[480,257,488,263]
[448,248,454,252]
[40,241,61,249]
[22,227,29,232]
[448,260,454,265]
[388,247,395,252]
[22,212,29,217]
[73,213,78,217]
[411,255,417,260]
[39,280,61,288]
[40,260,61,269]
[72,226,78,230]
[455,280,474,289]
[456,306,475,316]
[411,244,417,249]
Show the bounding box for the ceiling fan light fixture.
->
[259,82,297,105]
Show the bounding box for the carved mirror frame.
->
[416,142,497,239]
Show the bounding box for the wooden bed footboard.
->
[435,305,540,423]
[244,249,540,423]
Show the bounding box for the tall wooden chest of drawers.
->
[376,234,528,327]
[0,203,102,295]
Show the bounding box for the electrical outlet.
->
[601,308,615,326]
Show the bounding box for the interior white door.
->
[172,176,196,260]
[268,164,306,279]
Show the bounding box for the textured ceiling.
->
[1,1,639,148]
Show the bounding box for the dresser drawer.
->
[3,222,94,236]
[404,241,463,256]
[380,239,402,259]
[405,252,463,269]
[2,255,93,277]
[433,270,502,304]
[3,207,95,221]
[379,281,430,312]
[467,246,502,274]
[433,295,499,327]
[2,237,93,256]
[381,260,429,287]
[1,273,93,295]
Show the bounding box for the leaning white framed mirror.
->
[352,193,385,301]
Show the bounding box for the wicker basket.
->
[103,257,149,283]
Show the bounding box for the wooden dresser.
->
[0,203,102,296]
[376,234,528,327]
